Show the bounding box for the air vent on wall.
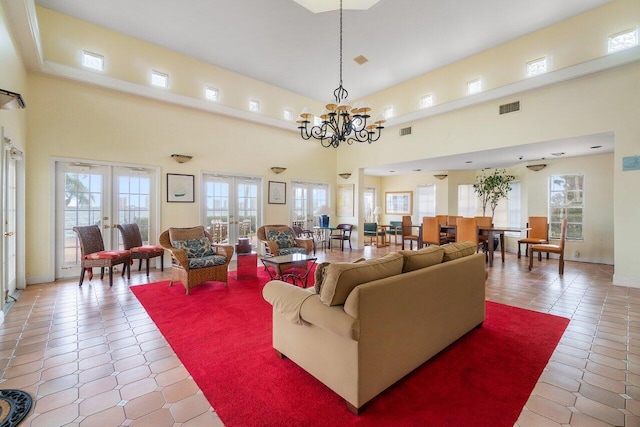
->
[399,127,412,136]
[499,101,520,115]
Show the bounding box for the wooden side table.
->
[233,252,258,280]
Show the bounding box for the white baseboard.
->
[0,311,4,326]
[613,274,640,288]
[26,274,55,285]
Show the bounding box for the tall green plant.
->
[473,169,516,220]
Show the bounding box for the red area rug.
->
[131,271,569,427]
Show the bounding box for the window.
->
[291,181,329,228]
[417,184,436,219]
[383,106,394,119]
[81,51,104,71]
[549,174,584,240]
[467,79,482,95]
[151,71,169,88]
[526,57,547,77]
[608,28,638,53]
[457,184,478,217]
[420,94,433,109]
[205,87,219,102]
[249,100,260,112]
[284,109,293,121]
[492,182,521,230]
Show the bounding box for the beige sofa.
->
[262,242,486,414]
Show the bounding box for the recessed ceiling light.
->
[590,145,602,149]
[551,152,565,156]
[389,170,395,173]
[412,169,422,172]
[465,161,473,164]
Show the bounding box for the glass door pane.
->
[56,164,109,279]
[204,178,230,244]
[115,168,155,247]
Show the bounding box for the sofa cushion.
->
[398,246,445,272]
[267,229,296,249]
[278,247,308,256]
[172,237,215,259]
[319,252,404,306]
[169,226,206,242]
[442,241,477,262]
[314,258,365,295]
[188,254,227,269]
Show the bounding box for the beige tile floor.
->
[0,245,638,426]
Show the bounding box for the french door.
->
[1,129,22,302]
[291,181,330,229]
[202,173,261,251]
[55,160,160,279]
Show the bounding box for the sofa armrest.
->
[263,280,315,325]
[295,238,314,253]
[299,296,360,341]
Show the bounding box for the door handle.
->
[3,232,14,237]
[103,224,110,229]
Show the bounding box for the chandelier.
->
[297,0,385,148]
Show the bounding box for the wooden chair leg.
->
[559,255,564,275]
[108,267,114,287]
[538,251,542,261]
[517,243,521,259]
[146,259,150,276]
[529,248,534,270]
[138,259,143,271]
[100,267,105,280]
[79,267,86,286]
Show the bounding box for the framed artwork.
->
[385,191,413,215]
[337,184,354,216]
[268,181,286,204]
[167,173,195,203]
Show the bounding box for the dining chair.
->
[422,217,449,246]
[73,225,131,287]
[116,223,165,277]
[363,222,386,246]
[474,216,493,248]
[518,216,549,258]
[401,215,420,250]
[329,224,353,251]
[529,218,568,275]
[456,217,486,255]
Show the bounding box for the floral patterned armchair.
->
[257,225,313,257]
[159,226,234,295]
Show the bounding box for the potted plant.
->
[473,169,516,249]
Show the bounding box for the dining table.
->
[439,224,530,267]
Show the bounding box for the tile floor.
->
[0,245,638,426]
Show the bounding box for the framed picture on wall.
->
[337,184,354,216]
[385,191,412,215]
[268,181,286,204]
[167,173,195,203]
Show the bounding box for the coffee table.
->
[261,253,317,288]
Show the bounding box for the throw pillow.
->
[442,241,477,262]
[267,230,295,249]
[313,257,365,295]
[172,237,215,259]
[319,253,404,306]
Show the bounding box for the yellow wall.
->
[25,74,337,280]
[0,1,28,144]
[7,0,640,285]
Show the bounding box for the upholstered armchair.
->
[257,225,313,256]
[159,225,234,295]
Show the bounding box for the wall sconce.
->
[271,167,286,174]
[171,154,193,163]
[526,164,547,172]
[338,173,351,179]
[433,174,448,180]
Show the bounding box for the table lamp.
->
[315,205,332,228]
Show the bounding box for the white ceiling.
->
[33,0,616,175]
[35,0,613,102]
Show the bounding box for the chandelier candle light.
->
[297,0,385,148]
